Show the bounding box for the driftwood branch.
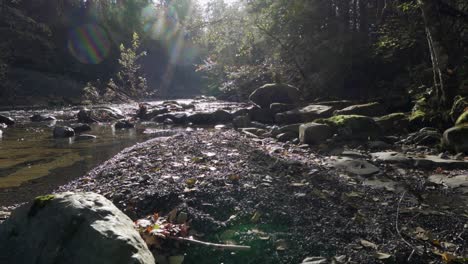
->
[170,236,251,251]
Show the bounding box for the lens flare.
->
[67,24,111,64]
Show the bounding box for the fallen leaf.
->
[360,239,378,250]
[374,252,391,260]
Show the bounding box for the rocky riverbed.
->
[1,87,468,263]
[53,129,467,263]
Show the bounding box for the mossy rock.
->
[316,115,381,139]
[375,113,409,134]
[442,125,468,153]
[455,111,468,126]
[28,194,55,218]
[450,96,468,123]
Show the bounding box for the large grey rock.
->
[78,107,124,123]
[0,192,155,264]
[249,83,301,108]
[53,126,75,138]
[299,123,334,144]
[0,114,15,126]
[334,102,386,117]
[275,104,334,124]
[442,125,468,153]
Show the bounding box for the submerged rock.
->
[0,192,155,264]
[442,125,468,153]
[249,83,301,108]
[0,114,15,126]
[334,102,386,117]
[72,124,92,134]
[76,134,97,141]
[53,126,75,138]
[78,107,124,123]
[30,114,56,122]
[115,120,135,129]
[153,113,187,124]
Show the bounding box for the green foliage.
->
[115,32,148,98]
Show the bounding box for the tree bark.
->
[418,0,458,107]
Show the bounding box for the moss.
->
[318,115,369,127]
[409,109,426,122]
[450,96,468,122]
[28,194,55,218]
[376,112,407,122]
[455,111,468,126]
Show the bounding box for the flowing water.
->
[0,100,248,206]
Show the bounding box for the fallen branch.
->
[395,191,423,261]
[170,236,251,251]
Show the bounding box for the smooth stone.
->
[331,157,380,176]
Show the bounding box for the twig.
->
[170,236,251,251]
[395,191,423,261]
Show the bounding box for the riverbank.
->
[57,129,467,263]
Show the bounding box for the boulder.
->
[78,107,124,123]
[275,104,334,124]
[334,102,386,117]
[249,83,301,108]
[233,115,251,129]
[455,111,468,126]
[154,113,187,125]
[249,108,274,124]
[270,103,296,114]
[212,110,233,123]
[30,114,56,122]
[317,115,381,140]
[443,125,468,153]
[0,192,155,264]
[72,124,92,134]
[375,113,409,134]
[53,126,75,138]
[0,114,15,126]
[115,120,135,129]
[299,123,334,144]
[187,112,213,125]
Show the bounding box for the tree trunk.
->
[418,0,458,107]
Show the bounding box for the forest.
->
[0,0,468,264]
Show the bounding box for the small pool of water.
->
[0,100,249,207]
